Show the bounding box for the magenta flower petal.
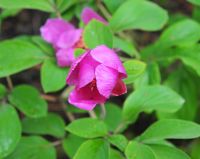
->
[56,29,83,49]
[112,79,127,96]
[40,18,75,45]
[81,7,108,25]
[69,85,106,110]
[77,54,99,89]
[56,48,75,67]
[95,64,118,98]
[90,45,127,78]
[66,51,89,85]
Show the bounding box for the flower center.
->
[89,79,96,91]
[75,36,87,49]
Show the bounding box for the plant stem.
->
[96,0,111,20]
[48,0,61,18]
[61,102,75,122]
[88,110,97,118]
[6,76,13,90]
[100,103,106,119]
[52,140,61,147]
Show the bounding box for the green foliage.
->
[123,60,146,84]
[0,105,21,158]
[66,118,108,138]
[0,39,46,78]
[83,20,113,48]
[0,0,54,12]
[108,134,128,151]
[6,136,56,159]
[138,119,200,143]
[123,85,184,123]
[73,139,109,159]
[110,0,168,32]
[0,84,6,99]
[9,85,47,118]
[22,113,65,138]
[41,59,69,92]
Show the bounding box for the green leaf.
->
[0,39,46,78]
[158,19,200,48]
[139,119,200,143]
[0,84,6,99]
[0,9,21,20]
[189,140,200,159]
[22,113,65,138]
[159,68,199,120]
[62,134,85,158]
[66,118,108,138]
[103,0,125,13]
[113,36,138,57]
[0,105,21,158]
[188,0,200,6]
[149,144,191,159]
[109,0,168,32]
[103,103,122,131]
[174,45,200,77]
[0,0,54,12]
[31,36,54,56]
[109,149,124,159]
[123,60,146,84]
[125,141,156,159]
[9,85,47,118]
[41,59,69,93]
[122,85,184,123]
[83,20,113,49]
[108,134,128,151]
[74,139,109,159]
[6,136,56,159]
[134,62,161,88]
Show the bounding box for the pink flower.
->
[66,45,127,110]
[40,18,83,67]
[81,7,108,25]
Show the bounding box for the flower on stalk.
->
[81,7,108,25]
[40,18,83,67]
[66,45,127,110]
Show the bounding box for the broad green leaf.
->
[0,105,21,158]
[83,20,113,49]
[113,36,138,57]
[0,0,54,12]
[0,84,6,99]
[62,134,85,158]
[123,85,184,123]
[31,36,54,56]
[124,60,146,84]
[0,39,46,78]
[134,62,161,88]
[174,45,200,76]
[109,149,124,159]
[188,0,200,6]
[9,85,47,118]
[103,0,125,13]
[149,144,191,159]
[108,134,128,151]
[189,140,200,159]
[102,103,122,131]
[41,59,69,93]
[158,19,200,48]
[0,9,21,20]
[125,141,156,159]
[66,118,108,138]
[139,119,200,143]
[22,113,65,138]
[74,139,109,159]
[159,68,199,120]
[6,136,56,159]
[109,0,168,32]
